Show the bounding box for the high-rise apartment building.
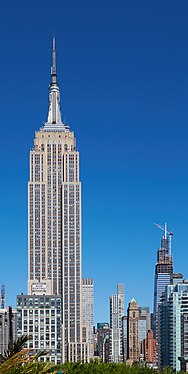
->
[17,37,89,363]
[109,284,124,362]
[153,224,173,338]
[82,278,94,358]
[122,316,127,362]
[127,298,140,362]
[117,284,124,317]
[159,280,188,371]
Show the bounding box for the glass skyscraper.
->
[159,280,188,371]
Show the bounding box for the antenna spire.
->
[1,284,5,309]
[42,36,69,131]
[51,35,57,82]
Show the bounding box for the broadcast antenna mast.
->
[1,284,5,309]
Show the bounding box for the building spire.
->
[42,36,69,132]
[51,35,57,82]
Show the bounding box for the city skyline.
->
[1,1,188,324]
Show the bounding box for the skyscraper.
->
[82,278,94,358]
[127,298,140,362]
[17,37,89,363]
[109,284,124,362]
[122,316,127,362]
[159,280,188,371]
[153,223,173,338]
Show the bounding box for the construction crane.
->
[154,222,173,256]
[1,284,5,309]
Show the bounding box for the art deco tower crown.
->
[43,36,69,131]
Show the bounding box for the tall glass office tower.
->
[27,38,88,362]
[153,226,173,339]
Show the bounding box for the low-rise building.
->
[16,294,62,364]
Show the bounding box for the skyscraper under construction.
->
[153,223,173,338]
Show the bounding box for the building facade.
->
[82,278,94,359]
[159,281,188,371]
[17,295,62,364]
[139,315,147,355]
[17,37,90,363]
[139,307,151,332]
[109,284,124,362]
[127,298,140,362]
[122,316,127,362]
[97,322,110,362]
[143,330,157,367]
[0,307,17,356]
[138,307,151,359]
[153,225,173,338]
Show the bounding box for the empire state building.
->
[17,38,89,363]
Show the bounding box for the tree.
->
[0,334,31,362]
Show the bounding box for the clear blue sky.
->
[1,0,188,324]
